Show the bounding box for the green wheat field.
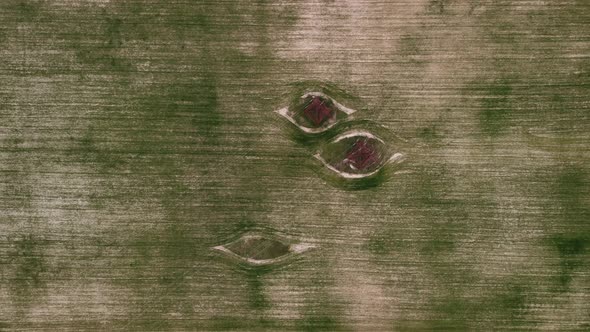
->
[0,1,588,330]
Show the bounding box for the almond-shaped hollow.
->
[275,92,357,134]
[314,130,404,179]
[212,233,315,266]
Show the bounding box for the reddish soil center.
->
[344,139,380,171]
[303,97,334,126]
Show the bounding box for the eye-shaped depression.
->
[315,130,404,179]
[275,92,356,134]
[212,234,315,266]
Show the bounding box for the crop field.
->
[0,1,588,330]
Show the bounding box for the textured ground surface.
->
[0,0,589,330]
